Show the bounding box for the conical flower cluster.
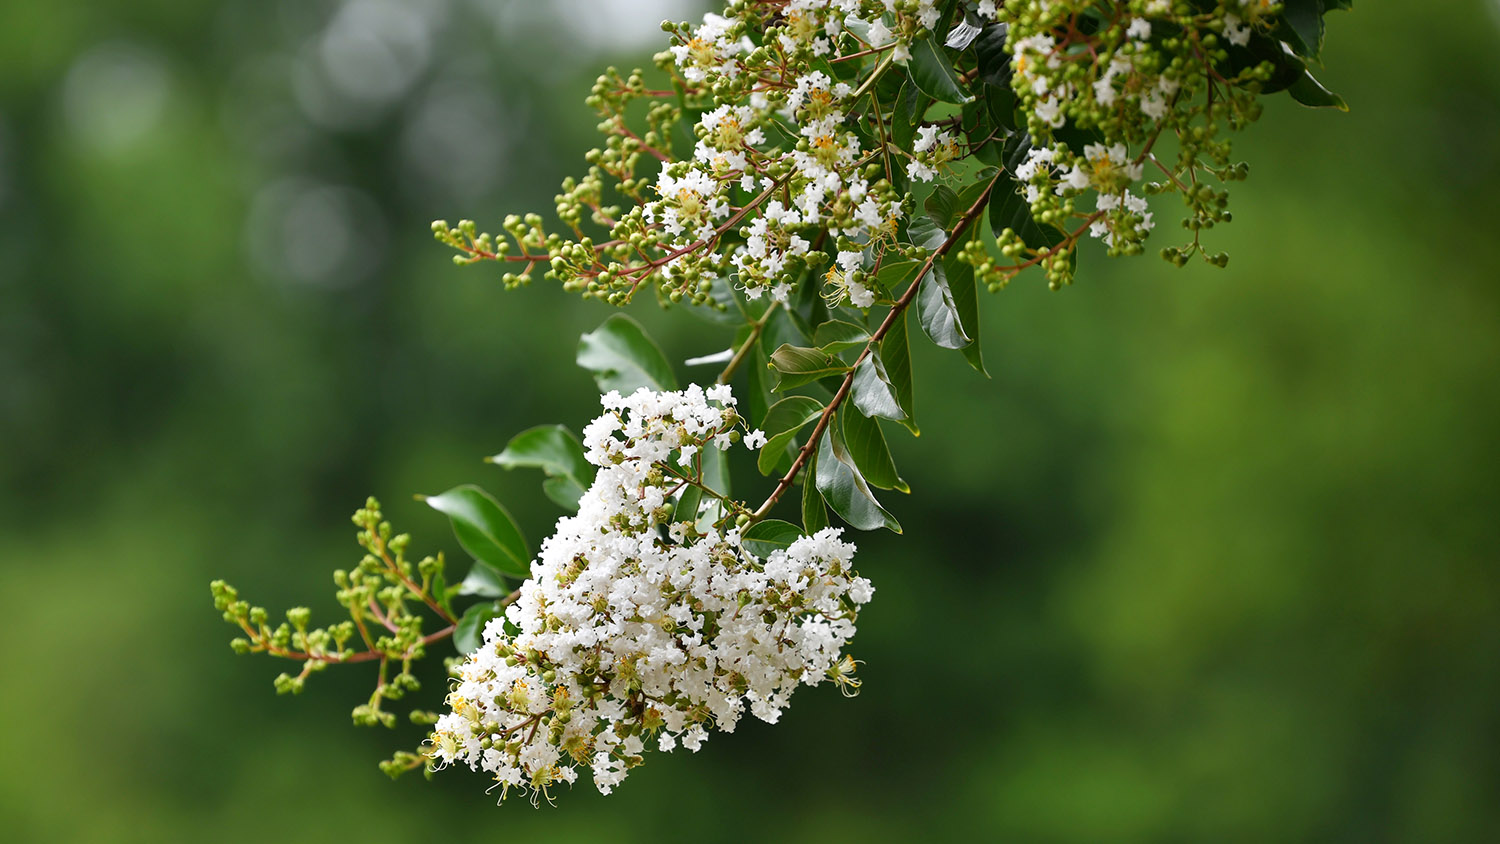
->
[429,385,872,802]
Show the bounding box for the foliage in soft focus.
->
[214,0,1361,803]
[2,0,1499,841]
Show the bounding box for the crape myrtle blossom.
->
[222,0,1352,801]
[429,385,873,803]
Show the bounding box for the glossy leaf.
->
[881,306,919,435]
[768,344,849,391]
[850,349,908,422]
[745,327,773,427]
[945,252,988,376]
[742,519,804,557]
[488,425,593,511]
[1288,70,1348,111]
[577,314,678,394]
[908,214,947,252]
[456,561,508,598]
[973,22,1013,87]
[843,406,907,492]
[422,485,531,579]
[454,601,501,655]
[917,260,972,350]
[757,396,825,475]
[813,319,871,352]
[925,185,960,229]
[1280,0,1325,58]
[802,452,830,534]
[891,81,924,153]
[908,36,973,104]
[815,424,901,533]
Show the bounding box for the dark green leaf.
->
[745,328,773,426]
[757,396,825,475]
[1279,0,1325,58]
[456,561,508,599]
[945,252,988,376]
[577,314,678,394]
[815,424,901,533]
[768,344,849,391]
[925,185,960,229]
[908,37,973,105]
[813,319,871,352]
[676,483,704,529]
[891,82,925,152]
[843,407,908,492]
[881,306,919,435]
[454,601,501,655]
[742,519,804,557]
[908,215,947,251]
[875,260,924,297]
[802,453,829,534]
[422,485,531,579]
[917,260,972,350]
[850,349,908,422]
[973,23,1013,87]
[488,425,594,512]
[1288,70,1348,111]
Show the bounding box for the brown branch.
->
[749,170,1004,522]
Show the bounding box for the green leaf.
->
[945,252,988,376]
[802,453,829,534]
[973,23,1014,88]
[696,444,731,529]
[422,485,531,579]
[891,82,926,153]
[813,319,871,352]
[1288,70,1348,111]
[881,306,919,435]
[843,407,907,493]
[676,483,705,529]
[768,344,849,391]
[488,425,594,512]
[908,215,947,251]
[1279,0,1325,58]
[850,349,908,422]
[917,260,972,350]
[745,328,773,427]
[875,260,924,299]
[742,519,804,557]
[924,185,960,229]
[456,561,508,598]
[908,36,973,104]
[454,601,501,655]
[815,423,901,533]
[577,314,678,394]
[757,396,825,475]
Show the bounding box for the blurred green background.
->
[2,1,1497,841]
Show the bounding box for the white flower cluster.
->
[1222,0,1277,47]
[430,384,873,803]
[908,124,962,183]
[1015,141,1154,250]
[644,1,1011,307]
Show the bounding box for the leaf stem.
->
[749,170,1003,523]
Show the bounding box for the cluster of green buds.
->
[212,499,458,762]
[436,0,1347,302]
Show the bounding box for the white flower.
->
[430,385,871,803]
[1223,13,1251,47]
